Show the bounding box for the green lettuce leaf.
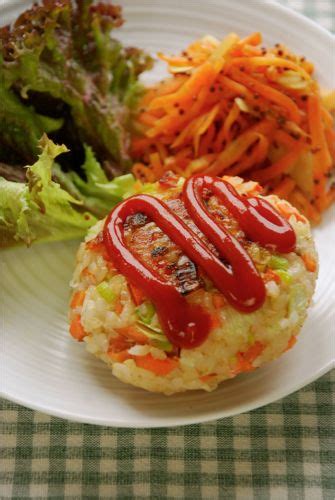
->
[0,136,136,248]
[53,144,136,218]
[0,86,63,165]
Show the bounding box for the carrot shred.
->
[200,373,217,383]
[233,341,265,374]
[148,152,164,178]
[114,299,123,315]
[227,135,269,176]
[131,137,154,156]
[229,68,302,123]
[108,349,132,363]
[81,267,97,283]
[155,142,168,162]
[288,189,321,223]
[323,190,335,210]
[301,253,317,273]
[321,107,334,129]
[148,61,218,111]
[272,177,296,198]
[285,335,297,352]
[325,128,335,160]
[86,238,109,259]
[115,326,148,344]
[308,95,332,172]
[263,269,281,284]
[193,104,220,155]
[243,341,265,363]
[132,163,157,183]
[69,315,86,341]
[70,291,86,309]
[212,293,226,309]
[221,103,241,144]
[252,141,305,182]
[239,32,262,47]
[220,75,250,97]
[198,124,216,156]
[226,56,310,80]
[106,261,117,274]
[135,354,179,376]
[147,85,210,138]
[307,95,333,211]
[128,283,146,306]
[274,129,301,150]
[138,112,159,127]
[205,131,262,176]
[233,354,254,374]
[131,33,335,222]
[211,315,221,329]
[276,200,307,223]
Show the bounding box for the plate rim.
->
[1,363,333,428]
[1,0,334,427]
[1,0,335,43]
[252,0,334,43]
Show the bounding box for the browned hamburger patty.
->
[123,191,263,295]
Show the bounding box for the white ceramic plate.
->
[1,0,334,427]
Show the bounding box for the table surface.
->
[1,1,334,499]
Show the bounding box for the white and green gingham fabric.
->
[1,372,334,499]
[1,1,334,499]
[279,0,334,32]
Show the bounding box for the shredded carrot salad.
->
[131,33,335,223]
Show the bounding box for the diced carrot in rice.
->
[70,315,86,341]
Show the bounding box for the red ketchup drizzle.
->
[103,175,296,349]
[184,175,296,254]
[103,195,212,348]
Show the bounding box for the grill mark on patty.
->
[123,193,254,294]
[151,245,168,257]
[125,212,148,228]
[175,255,200,295]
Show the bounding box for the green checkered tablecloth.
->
[1,372,334,499]
[1,1,334,499]
[279,0,334,32]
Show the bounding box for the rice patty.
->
[69,176,318,394]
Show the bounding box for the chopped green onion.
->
[140,183,157,194]
[151,339,174,352]
[247,333,255,345]
[96,281,117,303]
[136,322,173,352]
[135,302,156,325]
[276,269,292,285]
[268,255,289,270]
[137,320,162,335]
